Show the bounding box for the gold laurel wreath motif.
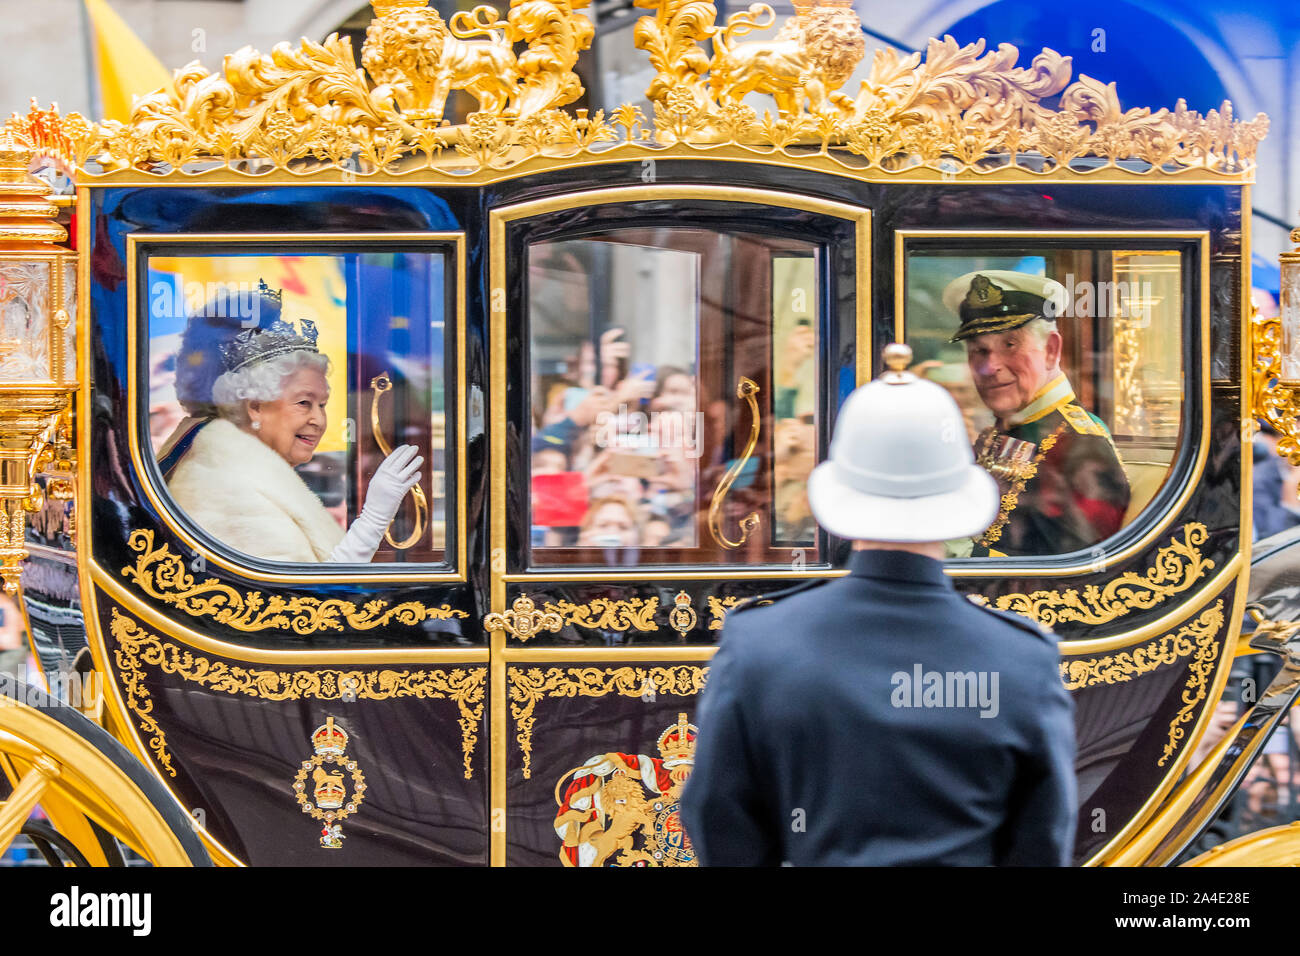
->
[983,523,1213,628]
[7,0,1267,181]
[121,529,469,634]
[1058,599,1224,767]
[508,665,707,778]
[108,607,487,778]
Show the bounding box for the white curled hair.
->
[211,351,331,425]
[1022,317,1059,345]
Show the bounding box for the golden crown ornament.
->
[293,717,367,850]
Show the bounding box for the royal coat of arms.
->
[292,717,367,849]
[554,713,697,866]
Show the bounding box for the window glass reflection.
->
[904,247,1185,559]
[146,251,448,566]
[528,228,822,567]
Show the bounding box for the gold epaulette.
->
[1059,403,1108,437]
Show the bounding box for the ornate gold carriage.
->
[0,0,1293,867]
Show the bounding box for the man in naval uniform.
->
[948,270,1130,557]
[680,346,1077,866]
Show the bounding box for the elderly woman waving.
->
[166,317,421,564]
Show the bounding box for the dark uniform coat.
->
[680,549,1076,866]
[972,381,1130,558]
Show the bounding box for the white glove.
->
[328,444,423,563]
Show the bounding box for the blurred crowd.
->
[530,322,819,553]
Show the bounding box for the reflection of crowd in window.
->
[530,323,820,553]
[531,325,700,549]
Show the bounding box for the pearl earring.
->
[252,421,261,431]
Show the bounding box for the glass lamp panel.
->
[0,258,51,382]
[1282,254,1300,383]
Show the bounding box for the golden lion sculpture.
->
[363,4,519,121]
[709,0,866,119]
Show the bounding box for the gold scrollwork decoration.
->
[6,2,1265,181]
[707,595,741,629]
[108,607,487,778]
[986,523,1213,628]
[508,665,707,778]
[1059,600,1224,767]
[484,594,564,642]
[708,377,761,550]
[120,529,469,634]
[544,596,660,632]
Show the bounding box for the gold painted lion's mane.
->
[796,8,866,88]
[362,8,448,95]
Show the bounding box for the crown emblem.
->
[256,277,282,306]
[966,274,1003,308]
[312,717,349,756]
[219,315,320,373]
[657,713,698,765]
[370,0,431,14]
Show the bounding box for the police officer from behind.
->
[680,345,1077,866]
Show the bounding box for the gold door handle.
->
[708,376,761,550]
[369,372,428,550]
[484,595,562,643]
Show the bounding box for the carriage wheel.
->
[0,678,211,866]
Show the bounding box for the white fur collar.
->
[166,418,344,563]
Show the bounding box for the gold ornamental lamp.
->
[0,129,77,592]
[1282,225,1300,381]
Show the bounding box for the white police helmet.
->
[806,344,998,542]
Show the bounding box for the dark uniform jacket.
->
[680,549,1077,866]
[972,383,1130,558]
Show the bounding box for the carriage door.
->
[487,186,869,865]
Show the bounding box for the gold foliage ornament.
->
[509,665,706,778]
[108,608,487,778]
[293,717,367,849]
[983,523,1213,628]
[121,529,469,634]
[1059,599,1224,767]
[3,1,1266,180]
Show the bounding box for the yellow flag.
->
[83,0,172,122]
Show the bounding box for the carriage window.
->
[528,229,822,567]
[144,249,451,566]
[902,245,1187,560]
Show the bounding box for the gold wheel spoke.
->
[0,755,59,852]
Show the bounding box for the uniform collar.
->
[1003,372,1073,428]
[847,549,950,586]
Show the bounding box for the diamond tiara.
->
[219,317,320,373]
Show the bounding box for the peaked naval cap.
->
[944,271,1068,343]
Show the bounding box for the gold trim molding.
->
[508,665,707,778]
[978,523,1213,628]
[5,3,1266,182]
[108,607,487,778]
[1060,599,1224,766]
[121,529,469,634]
